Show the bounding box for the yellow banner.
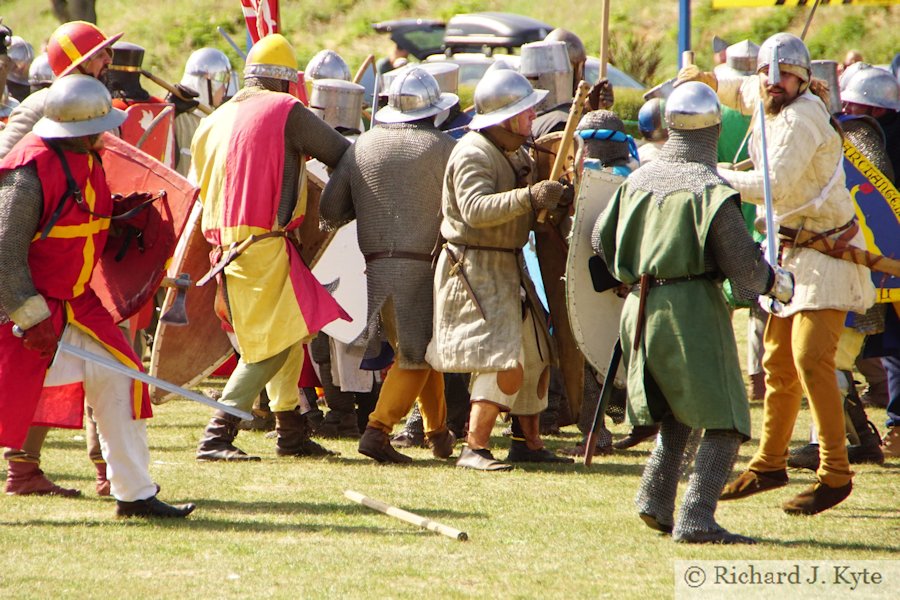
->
[713,0,900,7]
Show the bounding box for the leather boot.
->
[842,372,884,466]
[318,412,361,439]
[196,411,261,461]
[95,462,111,496]
[427,429,456,459]
[274,408,336,457]
[612,424,660,450]
[5,461,81,497]
[358,427,412,463]
[116,496,196,518]
[749,372,766,401]
[782,481,852,516]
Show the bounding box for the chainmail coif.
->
[577,109,630,165]
[843,116,895,184]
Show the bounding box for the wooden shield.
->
[93,132,198,324]
[118,102,176,168]
[148,202,233,404]
[532,132,586,423]
[290,159,333,267]
[565,163,626,386]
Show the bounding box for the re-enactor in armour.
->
[594,82,793,543]
[426,69,569,471]
[319,67,458,463]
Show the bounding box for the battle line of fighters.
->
[1,19,899,544]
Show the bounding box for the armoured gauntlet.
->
[768,266,794,304]
[529,180,564,212]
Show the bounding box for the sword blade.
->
[758,100,778,267]
[56,341,252,420]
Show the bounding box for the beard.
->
[760,81,797,115]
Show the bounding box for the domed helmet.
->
[664,82,721,130]
[304,49,350,81]
[839,61,871,92]
[28,53,55,92]
[32,74,127,138]
[469,69,548,130]
[244,34,298,83]
[544,28,586,82]
[7,36,34,85]
[47,21,123,77]
[520,40,573,111]
[842,67,900,111]
[757,33,811,92]
[374,67,459,124]
[181,47,233,107]
[638,97,667,141]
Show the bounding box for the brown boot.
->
[95,462,111,496]
[358,427,412,464]
[427,429,456,459]
[883,426,900,458]
[5,461,81,497]
[274,409,337,457]
[720,469,788,501]
[749,372,766,401]
[782,481,852,515]
[196,411,261,462]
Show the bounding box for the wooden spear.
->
[344,490,469,541]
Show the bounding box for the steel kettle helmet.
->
[469,69,548,130]
[33,74,127,138]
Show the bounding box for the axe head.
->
[160,273,191,326]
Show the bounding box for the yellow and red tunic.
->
[0,134,152,449]
[192,90,347,363]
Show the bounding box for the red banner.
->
[240,0,280,44]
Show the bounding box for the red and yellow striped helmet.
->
[47,21,123,78]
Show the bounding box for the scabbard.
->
[444,244,487,321]
[632,273,651,355]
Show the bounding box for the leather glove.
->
[22,318,58,359]
[768,266,794,304]
[165,84,200,117]
[588,78,615,111]
[676,64,718,92]
[529,180,564,212]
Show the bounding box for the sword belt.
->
[779,218,858,252]
[197,230,287,287]
[442,242,521,321]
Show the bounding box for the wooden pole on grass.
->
[344,490,468,541]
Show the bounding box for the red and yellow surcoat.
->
[192,91,347,363]
[0,134,152,449]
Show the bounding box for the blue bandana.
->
[577,128,640,163]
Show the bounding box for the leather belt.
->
[780,218,858,251]
[364,251,433,263]
[198,230,287,287]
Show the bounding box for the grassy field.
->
[0,312,897,598]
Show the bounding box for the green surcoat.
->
[596,182,751,438]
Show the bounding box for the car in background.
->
[372,12,644,93]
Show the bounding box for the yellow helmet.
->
[244,34,298,83]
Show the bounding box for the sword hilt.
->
[12,324,24,338]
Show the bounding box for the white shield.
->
[565,163,626,385]
[311,220,368,344]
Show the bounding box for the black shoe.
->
[391,429,426,448]
[612,425,660,450]
[787,443,820,471]
[456,446,513,471]
[639,512,673,534]
[506,440,574,463]
[116,496,196,519]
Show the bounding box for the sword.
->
[757,98,784,313]
[584,338,622,467]
[12,325,251,420]
[217,26,247,60]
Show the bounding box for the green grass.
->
[0,312,897,598]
